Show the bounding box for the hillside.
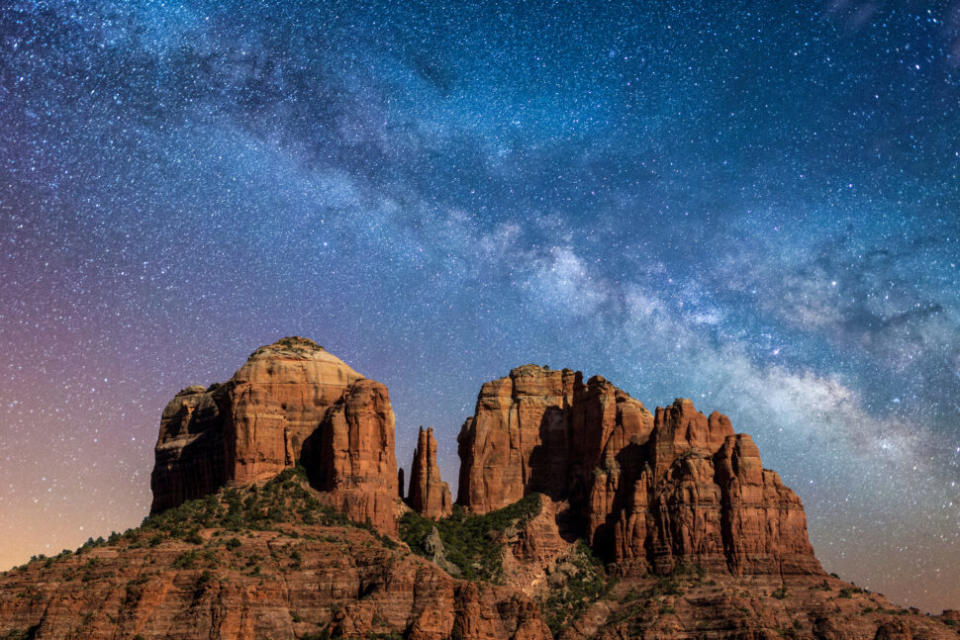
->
[0,338,956,640]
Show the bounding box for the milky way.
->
[1,0,959,612]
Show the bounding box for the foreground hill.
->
[0,470,548,639]
[0,338,956,639]
[1,472,955,639]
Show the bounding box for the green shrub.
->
[173,551,199,569]
[645,575,683,598]
[672,562,706,581]
[142,465,373,535]
[540,542,612,634]
[399,493,541,582]
[124,575,149,606]
[194,570,215,596]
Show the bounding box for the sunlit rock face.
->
[150,337,399,533]
[407,426,453,518]
[456,365,822,575]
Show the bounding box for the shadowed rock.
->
[407,426,453,518]
[456,365,822,575]
[150,337,399,533]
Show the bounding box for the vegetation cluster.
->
[399,493,542,582]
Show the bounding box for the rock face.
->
[456,365,822,576]
[2,524,952,640]
[407,427,453,518]
[0,519,550,640]
[2,349,956,640]
[457,366,576,512]
[150,337,399,533]
[303,377,400,533]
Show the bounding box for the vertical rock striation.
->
[303,377,400,533]
[150,337,399,533]
[407,426,453,518]
[456,365,821,576]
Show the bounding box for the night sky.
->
[2,0,959,612]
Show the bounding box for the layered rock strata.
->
[0,523,550,640]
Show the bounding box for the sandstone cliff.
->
[3,347,950,640]
[1,475,953,640]
[456,365,821,576]
[407,426,453,518]
[150,337,399,533]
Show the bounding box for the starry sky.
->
[2,0,959,612]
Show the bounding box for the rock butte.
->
[456,365,820,576]
[0,339,955,640]
[150,336,399,533]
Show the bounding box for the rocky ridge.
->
[0,471,549,640]
[456,366,819,576]
[0,341,955,640]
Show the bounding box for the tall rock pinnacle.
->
[407,426,453,518]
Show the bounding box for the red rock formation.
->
[223,337,366,486]
[305,378,400,533]
[456,365,822,576]
[0,517,550,640]
[4,353,955,640]
[150,385,229,512]
[150,337,399,533]
[457,366,579,513]
[407,426,453,518]
[713,433,819,575]
[456,366,652,516]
